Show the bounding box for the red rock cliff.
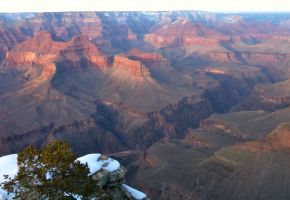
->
[113,55,150,77]
[58,35,109,70]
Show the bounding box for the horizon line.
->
[1,0,290,14]
[1,10,290,14]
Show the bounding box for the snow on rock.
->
[0,154,17,200]
[0,154,17,183]
[122,184,147,200]
[76,153,120,175]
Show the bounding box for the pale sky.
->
[0,0,290,13]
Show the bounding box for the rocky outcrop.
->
[183,132,211,148]
[200,119,242,138]
[91,161,150,200]
[144,19,225,48]
[127,48,165,64]
[145,32,222,48]
[2,32,66,70]
[240,52,289,67]
[238,123,290,152]
[57,35,109,70]
[206,51,239,63]
[0,32,66,91]
[201,51,290,65]
[258,94,290,105]
[112,55,150,77]
[234,94,290,112]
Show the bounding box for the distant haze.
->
[0,0,290,13]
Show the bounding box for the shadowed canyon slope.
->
[2,11,290,199]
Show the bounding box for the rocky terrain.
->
[2,11,290,199]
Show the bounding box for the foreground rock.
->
[0,153,149,200]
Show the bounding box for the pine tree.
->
[2,141,110,200]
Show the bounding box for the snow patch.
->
[76,153,120,175]
[0,154,17,183]
[0,154,17,200]
[122,184,147,200]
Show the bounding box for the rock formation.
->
[112,55,150,77]
[127,48,165,64]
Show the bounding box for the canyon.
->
[2,11,290,199]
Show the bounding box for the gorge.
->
[2,11,290,199]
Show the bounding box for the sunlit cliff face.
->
[205,68,226,74]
